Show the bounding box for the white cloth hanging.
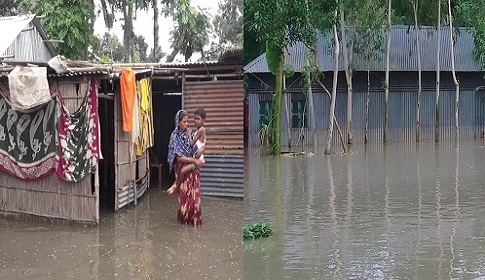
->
[8,66,51,110]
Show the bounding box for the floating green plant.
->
[243,222,273,239]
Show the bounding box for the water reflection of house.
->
[245,26,485,150]
[0,15,243,224]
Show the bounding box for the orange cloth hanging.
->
[120,67,136,131]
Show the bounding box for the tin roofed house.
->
[245,26,485,152]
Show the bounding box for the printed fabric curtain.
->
[0,77,102,183]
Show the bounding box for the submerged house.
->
[146,50,244,198]
[245,26,485,150]
[0,61,155,224]
[0,18,243,224]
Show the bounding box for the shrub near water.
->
[243,222,273,239]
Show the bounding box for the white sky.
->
[93,0,220,62]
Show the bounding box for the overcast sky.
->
[93,0,220,62]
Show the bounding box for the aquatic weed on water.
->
[243,222,273,239]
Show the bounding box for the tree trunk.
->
[413,0,422,142]
[153,0,160,62]
[122,0,134,62]
[166,33,185,62]
[448,0,460,143]
[307,47,316,146]
[340,1,353,146]
[384,0,391,143]
[435,0,441,142]
[325,21,340,155]
[272,49,284,155]
[85,0,95,60]
[305,0,316,147]
[318,80,347,153]
[284,76,292,149]
[99,0,112,28]
[365,60,370,144]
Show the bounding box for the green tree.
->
[22,0,95,60]
[99,0,150,62]
[246,0,320,155]
[133,35,148,62]
[97,32,123,62]
[351,0,387,144]
[0,0,24,16]
[208,0,243,61]
[214,0,243,47]
[243,1,265,64]
[162,0,211,62]
[456,0,485,68]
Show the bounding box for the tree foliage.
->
[96,32,124,62]
[161,0,211,62]
[456,0,485,69]
[1,0,95,60]
[214,0,243,47]
[0,0,25,16]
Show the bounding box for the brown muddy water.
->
[0,189,243,280]
[245,140,485,280]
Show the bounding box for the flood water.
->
[0,189,243,280]
[245,140,485,280]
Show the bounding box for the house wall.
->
[183,79,244,198]
[0,80,98,224]
[113,85,150,211]
[2,21,54,61]
[247,71,485,151]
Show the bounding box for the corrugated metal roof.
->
[244,26,482,73]
[0,14,35,55]
[0,14,56,61]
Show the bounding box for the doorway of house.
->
[98,97,115,210]
[151,92,182,190]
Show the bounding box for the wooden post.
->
[94,164,100,224]
[114,88,119,212]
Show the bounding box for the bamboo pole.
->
[94,164,99,224]
[114,90,119,211]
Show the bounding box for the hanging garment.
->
[120,68,136,132]
[8,66,52,110]
[56,79,101,183]
[0,93,58,180]
[136,78,154,156]
[132,81,140,144]
[139,78,150,112]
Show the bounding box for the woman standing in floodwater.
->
[167,110,204,226]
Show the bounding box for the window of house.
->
[259,101,273,127]
[291,100,307,128]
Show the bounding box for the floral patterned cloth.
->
[56,79,100,182]
[176,162,202,226]
[0,94,58,180]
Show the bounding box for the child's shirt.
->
[194,128,206,161]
